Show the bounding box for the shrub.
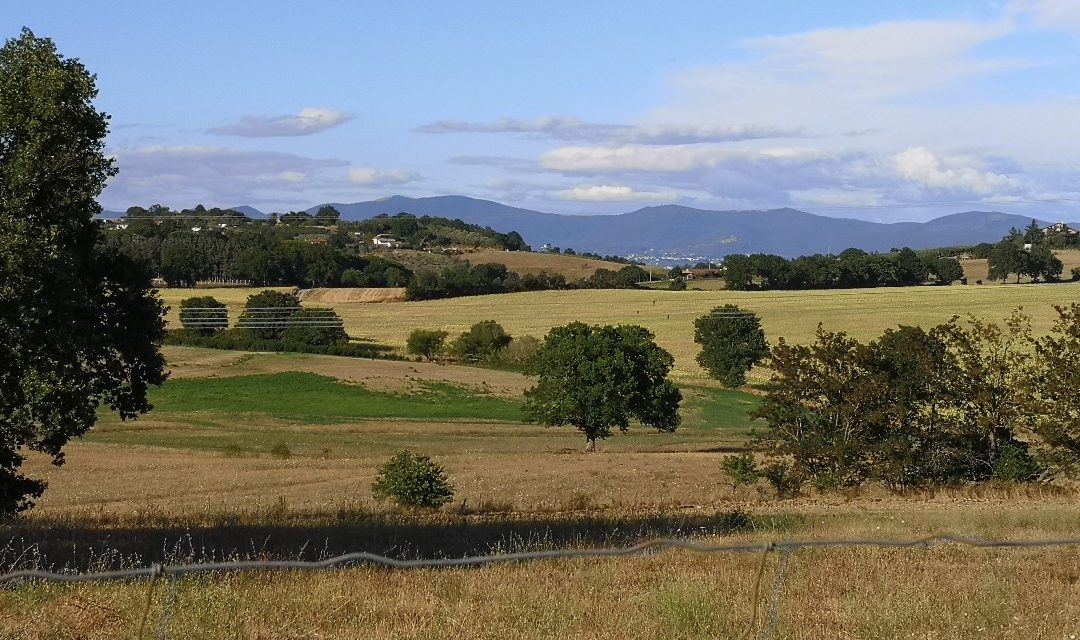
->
[278,308,348,346]
[720,452,759,492]
[992,442,1042,483]
[371,450,454,508]
[1072,266,1080,282]
[487,335,542,370]
[407,329,449,361]
[178,296,228,334]
[668,279,687,291]
[761,461,803,498]
[270,442,291,459]
[450,320,512,364]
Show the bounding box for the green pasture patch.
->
[145,372,524,423]
[677,385,761,435]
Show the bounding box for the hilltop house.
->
[1043,222,1079,238]
[372,233,403,249]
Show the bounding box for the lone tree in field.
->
[0,29,167,514]
[693,305,769,387]
[524,322,681,451]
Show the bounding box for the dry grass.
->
[3,496,1077,639]
[300,287,407,303]
[464,249,648,280]
[159,281,1080,381]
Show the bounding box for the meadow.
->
[6,280,1080,639]
[160,280,1080,380]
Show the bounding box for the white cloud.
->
[417,116,799,145]
[540,144,831,173]
[347,167,422,185]
[892,147,1020,195]
[209,107,352,137]
[555,184,678,202]
[1013,0,1080,31]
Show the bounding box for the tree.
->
[693,305,769,387]
[371,449,454,508]
[524,323,681,451]
[930,257,964,285]
[407,329,449,361]
[449,320,512,363]
[178,296,228,334]
[314,205,341,224]
[237,289,301,339]
[1032,304,1080,473]
[0,30,167,513]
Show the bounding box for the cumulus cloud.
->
[347,167,422,185]
[209,107,352,137]
[892,147,1020,195]
[555,184,679,202]
[417,116,799,145]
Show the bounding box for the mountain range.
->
[124,195,1074,259]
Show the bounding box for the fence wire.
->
[4,534,1078,639]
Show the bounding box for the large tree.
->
[524,322,681,451]
[693,305,769,387]
[0,29,167,513]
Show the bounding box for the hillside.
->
[298,195,1077,260]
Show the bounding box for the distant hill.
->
[302,195,1070,259]
[227,205,267,218]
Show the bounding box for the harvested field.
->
[463,249,659,280]
[300,287,406,303]
[157,282,1080,381]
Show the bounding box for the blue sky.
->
[7,0,1080,220]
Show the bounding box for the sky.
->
[7,0,1080,221]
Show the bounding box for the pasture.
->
[159,280,1080,380]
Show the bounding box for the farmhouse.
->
[1043,222,1079,238]
[372,233,403,248]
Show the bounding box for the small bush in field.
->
[762,461,803,498]
[720,452,759,492]
[270,442,291,459]
[372,450,454,508]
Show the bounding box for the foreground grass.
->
[2,498,1077,639]
[158,282,1080,380]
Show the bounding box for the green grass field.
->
[159,281,1080,380]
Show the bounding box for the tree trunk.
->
[584,437,596,452]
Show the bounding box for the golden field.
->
[159,281,1080,381]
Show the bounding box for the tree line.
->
[405,263,652,300]
[721,247,963,291]
[985,220,1068,283]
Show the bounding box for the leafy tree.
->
[314,205,341,224]
[0,29,167,513]
[613,265,647,288]
[930,257,964,285]
[693,305,769,387]
[278,308,347,346]
[178,296,228,334]
[407,329,449,361]
[237,289,301,339]
[160,231,203,286]
[371,449,454,508]
[449,320,512,363]
[524,323,681,451]
[1032,304,1080,473]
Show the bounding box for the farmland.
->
[7,284,1080,639]
[160,280,1080,380]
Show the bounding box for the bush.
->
[407,329,449,361]
[450,320,512,364]
[720,452,759,492]
[372,450,454,508]
[668,279,687,291]
[992,442,1042,483]
[178,296,228,334]
[277,308,348,346]
[270,442,291,459]
[762,461,803,498]
[1072,266,1080,282]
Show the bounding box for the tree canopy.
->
[524,323,681,450]
[0,29,167,513]
[693,305,769,387]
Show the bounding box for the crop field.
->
[5,346,1079,638]
[160,281,1080,380]
[463,249,664,280]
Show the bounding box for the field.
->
[463,249,663,280]
[8,282,1080,638]
[961,248,1080,283]
[160,280,1080,381]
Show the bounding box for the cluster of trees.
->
[986,221,1064,283]
[405,263,651,301]
[353,213,529,251]
[406,321,540,369]
[754,305,1080,490]
[101,226,412,288]
[168,291,396,358]
[723,247,963,291]
[542,245,641,265]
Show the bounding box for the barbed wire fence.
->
[3,534,1079,639]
